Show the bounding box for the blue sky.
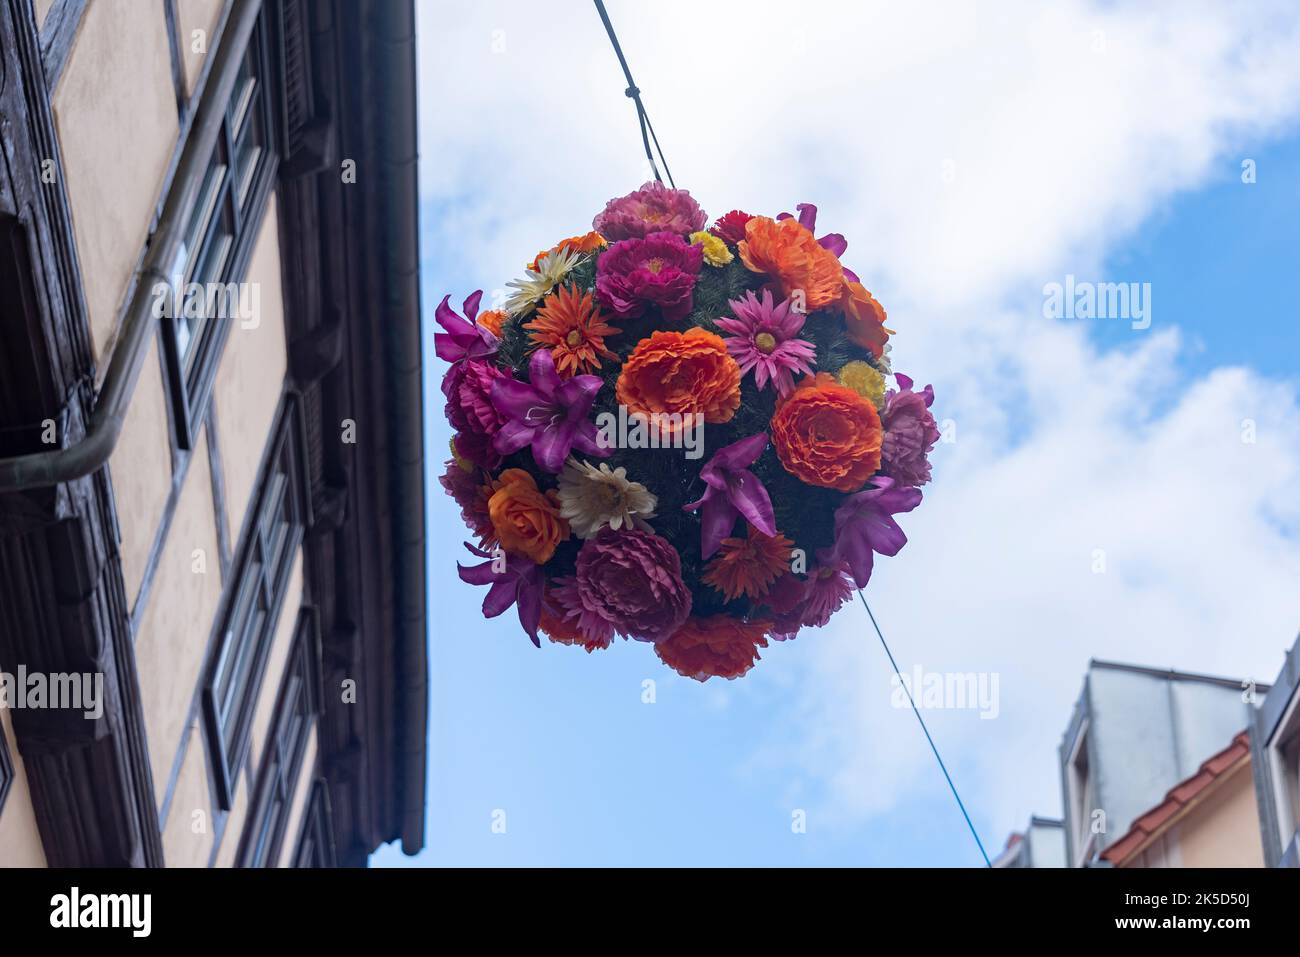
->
[373,1,1300,867]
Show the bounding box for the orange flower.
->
[655,615,771,681]
[477,309,507,338]
[540,608,609,653]
[738,216,844,311]
[487,468,569,564]
[527,231,607,271]
[703,525,794,600]
[524,284,621,377]
[771,372,882,491]
[838,281,892,358]
[616,328,741,429]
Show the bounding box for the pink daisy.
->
[714,290,817,397]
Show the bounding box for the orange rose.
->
[655,615,771,681]
[771,373,882,491]
[527,231,607,271]
[487,468,569,564]
[616,328,741,429]
[839,281,892,358]
[737,216,844,311]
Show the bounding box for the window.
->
[160,16,280,449]
[1066,723,1095,866]
[238,608,322,867]
[202,398,309,809]
[291,780,337,868]
[1268,693,1300,849]
[0,725,13,816]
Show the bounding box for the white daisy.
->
[503,246,587,317]
[556,459,657,539]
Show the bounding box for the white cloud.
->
[417,0,1300,853]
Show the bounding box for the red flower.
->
[711,210,755,245]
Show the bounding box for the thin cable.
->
[858,590,992,867]
[592,0,676,187]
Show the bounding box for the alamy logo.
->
[50,887,151,937]
[595,405,704,460]
[0,666,103,720]
[891,666,1000,719]
[151,280,260,329]
[1042,274,1151,330]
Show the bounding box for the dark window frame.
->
[290,778,337,868]
[201,396,310,809]
[160,13,282,451]
[238,606,323,867]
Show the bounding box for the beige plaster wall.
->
[110,337,174,608]
[161,720,215,867]
[0,707,47,868]
[177,0,227,96]
[134,427,224,805]
[214,193,288,531]
[1175,764,1264,868]
[53,0,178,361]
[213,772,250,868]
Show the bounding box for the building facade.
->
[0,0,425,867]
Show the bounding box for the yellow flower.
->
[837,360,887,409]
[689,230,734,267]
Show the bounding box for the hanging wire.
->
[592,0,676,188]
[591,0,986,870]
[859,591,992,867]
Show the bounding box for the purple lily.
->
[456,542,545,646]
[434,290,499,365]
[776,203,859,283]
[489,348,607,473]
[683,433,777,559]
[830,476,923,588]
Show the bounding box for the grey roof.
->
[992,817,1066,868]
[1059,659,1265,865]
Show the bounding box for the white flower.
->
[556,459,657,539]
[503,247,587,317]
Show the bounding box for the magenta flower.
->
[489,347,607,473]
[595,232,703,322]
[549,577,616,649]
[683,433,777,559]
[763,564,854,640]
[830,477,923,588]
[451,431,501,471]
[776,203,859,283]
[879,373,939,488]
[457,542,545,646]
[568,528,692,643]
[443,358,510,436]
[715,290,817,397]
[592,181,707,240]
[434,291,499,364]
[439,461,492,545]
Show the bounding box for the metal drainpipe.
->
[0,0,263,493]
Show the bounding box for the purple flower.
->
[763,564,855,640]
[830,477,923,588]
[568,528,692,643]
[715,289,817,397]
[457,542,545,646]
[776,203,859,283]
[592,181,707,240]
[434,291,499,364]
[880,373,939,488]
[489,347,608,473]
[595,232,703,322]
[683,433,777,559]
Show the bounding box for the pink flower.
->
[443,358,510,437]
[595,232,703,322]
[714,290,817,397]
[762,565,854,640]
[880,373,939,487]
[592,181,707,240]
[568,528,692,643]
[439,460,493,546]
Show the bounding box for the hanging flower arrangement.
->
[437,182,938,681]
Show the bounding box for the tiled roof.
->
[1099,731,1252,865]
